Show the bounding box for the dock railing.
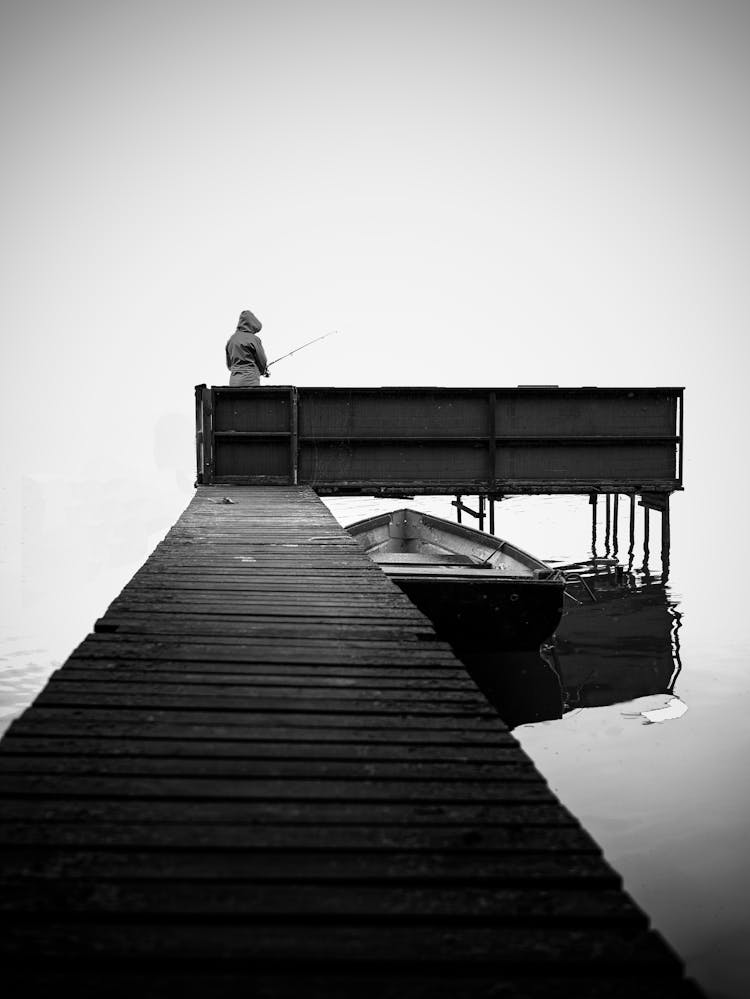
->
[195,385,683,498]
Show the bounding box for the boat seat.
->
[371,552,476,566]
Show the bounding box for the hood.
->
[237,309,262,334]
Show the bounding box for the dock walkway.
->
[0,486,702,997]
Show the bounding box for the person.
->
[225,309,269,386]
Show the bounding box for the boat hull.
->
[346,508,565,652]
[390,574,565,652]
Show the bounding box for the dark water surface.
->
[1,485,748,998]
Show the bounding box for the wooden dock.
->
[0,486,703,997]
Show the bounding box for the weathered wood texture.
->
[198,386,684,495]
[0,486,703,998]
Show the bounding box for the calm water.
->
[1,484,748,999]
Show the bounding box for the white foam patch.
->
[621,695,688,725]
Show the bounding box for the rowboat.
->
[346,508,566,652]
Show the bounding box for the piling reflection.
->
[459,559,682,730]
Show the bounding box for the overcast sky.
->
[1,0,748,560]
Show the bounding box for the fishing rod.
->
[267,330,339,369]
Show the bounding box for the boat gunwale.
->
[346,508,565,583]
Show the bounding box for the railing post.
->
[488,390,497,492]
[290,387,299,485]
[677,389,684,487]
[194,384,205,485]
[201,385,214,485]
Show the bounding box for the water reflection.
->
[458,559,683,730]
[552,559,681,707]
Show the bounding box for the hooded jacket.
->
[225,310,268,387]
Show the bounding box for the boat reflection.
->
[458,559,682,730]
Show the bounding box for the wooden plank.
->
[0,849,618,884]
[1,882,642,922]
[91,619,441,640]
[74,632,459,655]
[0,735,521,761]
[0,922,684,970]
[6,711,514,742]
[105,602,425,615]
[32,692,495,717]
[0,972,706,999]
[0,775,554,801]
[35,682,489,710]
[0,798,577,826]
[41,665,474,686]
[67,642,461,667]
[0,756,537,780]
[0,483,700,996]
[0,824,597,851]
